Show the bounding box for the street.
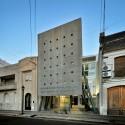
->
[0,115,119,125]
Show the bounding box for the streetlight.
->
[22,85,25,114]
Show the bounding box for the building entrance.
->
[72,96,78,105]
[108,86,125,115]
[70,96,78,110]
[25,93,31,110]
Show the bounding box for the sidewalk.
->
[0,110,125,124]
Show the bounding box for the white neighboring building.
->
[82,55,99,109]
[99,31,125,115]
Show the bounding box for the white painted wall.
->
[100,49,125,115]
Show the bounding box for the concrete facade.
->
[98,31,125,115]
[38,18,82,96]
[0,57,38,111]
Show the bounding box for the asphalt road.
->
[0,115,121,125]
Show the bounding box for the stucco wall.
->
[0,57,38,111]
[100,49,125,115]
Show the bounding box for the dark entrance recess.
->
[72,96,78,105]
[25,93,31,110]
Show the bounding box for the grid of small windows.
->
[42,34,75,86]
[43,70,75,86]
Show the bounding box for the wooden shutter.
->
[115,56,125,77]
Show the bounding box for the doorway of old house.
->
[107,86,125,115]
[25,93,31,110]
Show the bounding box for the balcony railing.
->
[0,82,17,91]
[114,70,125,77]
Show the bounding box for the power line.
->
[87,17,125,35]
[34,0,36,34]
[34,0,37,92]
[100,0,103,32]
[105,18,125,30]
[29,0,33,57]
[103,0,105,32]
[100,0,106,32]
[34,0,37,56]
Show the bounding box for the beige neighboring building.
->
[0,57,38,111]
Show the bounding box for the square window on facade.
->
[29,73,32,81]
[25,73,32,81]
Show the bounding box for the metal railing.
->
[0,82,16,86]
[0,82,17,90]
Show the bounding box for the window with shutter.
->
[115,56,125,77]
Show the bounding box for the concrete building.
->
[38,18,83,111]
[0,57,38,111]
[98,31,125,115]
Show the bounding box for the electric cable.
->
[29,0,33,57]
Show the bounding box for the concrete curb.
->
[0,111,125,124]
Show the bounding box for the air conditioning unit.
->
[103,71,112,77]
[102,65,112,71]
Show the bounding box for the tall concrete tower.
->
[38,18,82,96]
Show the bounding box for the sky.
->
[0,0,125,64]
